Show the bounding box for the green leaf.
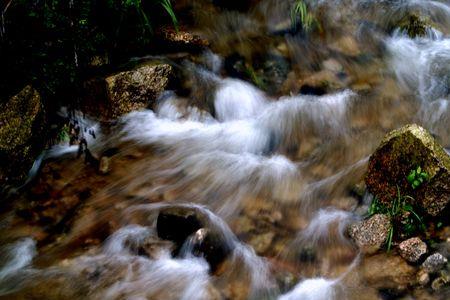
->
[417,166,422,173]
[407,171,415,183]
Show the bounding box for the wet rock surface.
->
[156,206,233,271]
[366,124,450,216]
[398,237,428,263]
[348,214,391,253]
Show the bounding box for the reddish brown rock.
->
[366,124,450,216]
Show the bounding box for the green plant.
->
[244,64,265,90]
[290,0,320,33]
[368,187,425,252]
[0,0,178,104]
[407,166,429,189]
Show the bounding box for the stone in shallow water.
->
[156,206,233,272]
[398,237,427,263]
[361,253,417,291]
[366,124,450,216]
[422,253,448,273]
[348,214,391,254]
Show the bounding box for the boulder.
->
[83,62,173,119]
[366,124,450,216]
[361,253,417,291]
[0,85,45,186]
[398,237,427,263]
[348,214,391,254]
[156,206,233,272]
[422,253,448,273]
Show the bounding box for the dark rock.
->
[190,228,233,272]
[157,206,204,247]
[398,237,427,263]
[348,214,391,254]
[366,124,450,216]
[156,206,233,271]
[0,85,45,186]
[83,62,173,119]
[299,84,327,96]
[422,253,448,273]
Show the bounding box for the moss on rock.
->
[366,124,450,216]
[0,85,45,185]
[82,62,174,119]
[398,13,430,38]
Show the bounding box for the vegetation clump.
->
[368,167,427,252]
[290,0,321,34]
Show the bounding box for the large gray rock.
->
[366,124,450,216]
[83,62,173,119]
[348,214,391,254]
[0,85,45,185]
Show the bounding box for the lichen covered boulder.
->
[83,62,173,119]
[366,124,450,216]
[0,85,45,185]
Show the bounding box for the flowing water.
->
[1,0,450,299]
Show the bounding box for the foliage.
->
[0,0,177,107]
[368,187,426,252]
[244,64,266,90]
[407,166,429,189]
[290,0,320,33]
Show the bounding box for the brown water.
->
[1,0,450,299]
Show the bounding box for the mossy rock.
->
[398,13,430,38]
[366,124,450,216]
[82,62,174,119]
[0,85,45,185]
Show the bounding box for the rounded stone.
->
[398,237,427,263]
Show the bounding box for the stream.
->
[1,0,450,299]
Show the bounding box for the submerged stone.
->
[361,253,417,291]
[348,214,391,254]
[366,124,450,216]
